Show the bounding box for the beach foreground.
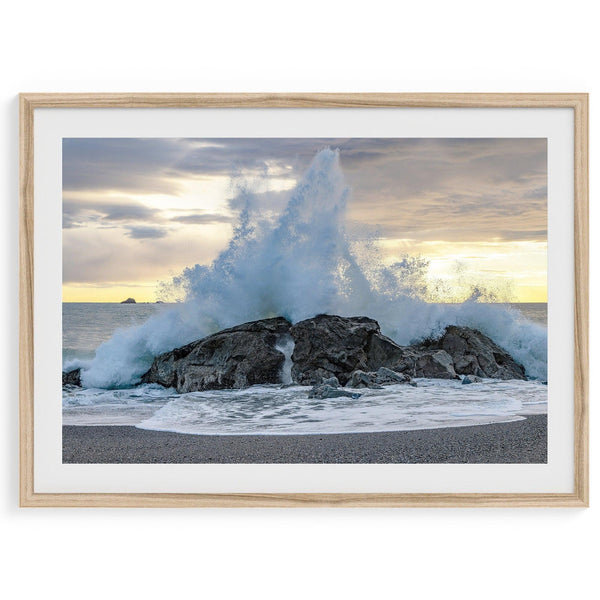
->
[63,415,547,464]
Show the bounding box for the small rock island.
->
[120,297,136,304]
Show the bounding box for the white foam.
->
[275,336,295,385]
[62,384,174,425]
[60,379,546,434]
[133,379,546,435]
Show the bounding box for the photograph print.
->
[61,137,548,464]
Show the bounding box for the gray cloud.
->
[100,203,157,221]
[63,137,547,289]
[127,226,168,239]
[63,199,161,229]
[63,138,189,194]
[524,187,548,199]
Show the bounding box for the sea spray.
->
[80,148,547,388]
[275,337,295,385]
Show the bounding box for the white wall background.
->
[1,1,596,598]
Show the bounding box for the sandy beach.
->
[63,414,547,464]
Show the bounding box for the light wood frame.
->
[19,93,589,508]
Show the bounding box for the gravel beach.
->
[63,414,547,463]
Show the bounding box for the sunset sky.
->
[62,138,547,303]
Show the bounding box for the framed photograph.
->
[19,93,588,507]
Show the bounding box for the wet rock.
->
[347,370,384,389]
[134,316,528,393]
[62,368,81,387]
[462,375,483,385]
[141,317,292,392]
[308,374,362,399]
[375,366,413,385]
[431,326,526,380]
[414,350,459,379]
[308,383,362,400]
[347,366,415,389]
[290,314,405,385]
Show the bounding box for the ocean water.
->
[63,302,168,366]
[62,149,548,434]
[63,301,547,367]
[62,302,548,434]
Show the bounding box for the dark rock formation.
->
[426,325,526,380]
[141,317,291,392]
[62,368,81,387]
[290,319,524,383]
[121,298,136,304]
[374,346,456,380]
[462,375,482,385]
[413,349,459,379]
[131,315,528,393]
[290,315,405,385]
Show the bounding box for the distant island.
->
[120,297,136,304]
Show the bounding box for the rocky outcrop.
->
[290,315,405,385]
[62,368,81,386]
[289,319,525,383]
[141,317,291,392]
[121,298,136,304]
[131,315,528,393]
[426,325,526,380]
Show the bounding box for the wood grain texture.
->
[573,95,589,506]
[18,92,589,109]
[19,94,34,507]
[18,93,589,508]
[18,492,588,508]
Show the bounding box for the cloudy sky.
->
[62,138,547,302]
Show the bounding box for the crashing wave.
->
[80,148,547,388]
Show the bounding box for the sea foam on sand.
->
[63,378,547,435]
